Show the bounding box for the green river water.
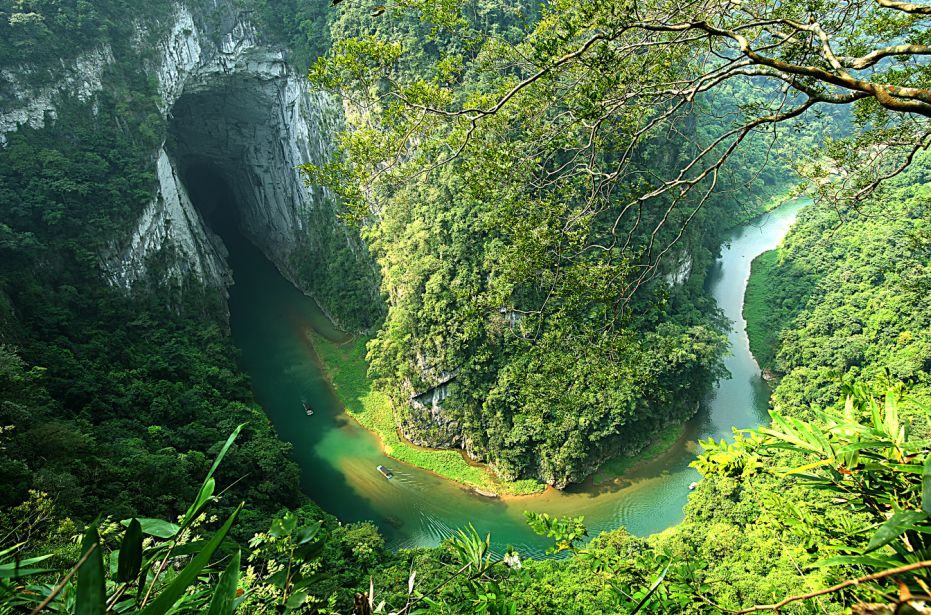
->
[223,198,807,557]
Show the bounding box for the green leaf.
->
[0,565,55,578]
[117,519,143,584]
[781,459,834,477]
[630,563,668,614]
[811,555,900,569]
[0,552,52,570]
[206,550,240,615]
[285,590,308,610]
[295,538,325,562]
[181,477,215,531]
[205,424,245,485]
[865,510,929,553]
[922,455,931,514]
[0,543,25,559]
[179,424,243,532]
[270,512,298,539]
[125,518,180,539]
[76,523,106,615]
[139,503,242,615]
[267,569,289,589]
[294,522,321,546]
[145,539,210,558]
[292,572,332,591]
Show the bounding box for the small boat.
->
[303,401,314,416]
[688,481,698,491]
[376,465,394,479]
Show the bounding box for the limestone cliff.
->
[0,1,381,330]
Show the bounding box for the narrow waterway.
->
[225,198,807,557]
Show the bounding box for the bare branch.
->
[735,559,931,614]
[875,0,931,14]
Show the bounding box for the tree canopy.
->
[311,0,930,280]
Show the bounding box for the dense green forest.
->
[744,154,931,427]
[313,0,813,488]
[1,0,931,613]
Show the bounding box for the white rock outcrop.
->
[106,149,230,289]
[0,46,114,146]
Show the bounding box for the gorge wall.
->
[0,1,381,331]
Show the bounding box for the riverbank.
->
[309,334,544,496]
[743,249,780,371]
[591,424,686,485]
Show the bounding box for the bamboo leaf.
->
[0,552,52,572]
[0,543,25,559]
[285,590,308,610]
[780,459,834,477]
[0,566,54,578]
[76,523,106,615]
[139,503,242,615]
[179,426,243,533]
[179,425,245,533]
[811,555,900,569]
[206,550,240,615]
[145,539,210,558]
[181,477,216,531]
[865,510,929,553]
[117,519,143,584]
[205,424,245,485]
[630,563,669,614]
[294,522,321,546]
[923,456,931,513]
[125,518,180,539]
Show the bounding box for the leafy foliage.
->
[744,153,931,425]
[301,1,822,487]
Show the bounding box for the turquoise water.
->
[224,199,807,557]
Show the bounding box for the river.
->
[225,198,807,557]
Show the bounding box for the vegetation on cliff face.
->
[2,0,931,612]
[0,1,177,72]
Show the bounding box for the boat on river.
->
[377,465,394,479]
[303,401,313,416]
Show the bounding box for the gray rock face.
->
[106,149,231,290]
[404,375,461,448]
[164,55,342,294]
[1,2,379,329]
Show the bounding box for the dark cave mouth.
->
[179,162,242,241]
[164,77,289,247]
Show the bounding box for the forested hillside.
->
[2,0,931,613]
[745,153,931,425]
[312,1,813,488]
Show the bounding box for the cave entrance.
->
[158,74,381,331]
[179,162,241,240]
[165,83,258,247]
[163,74,307,257]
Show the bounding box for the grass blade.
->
[76,524,106,615]
[206,550,241,615]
